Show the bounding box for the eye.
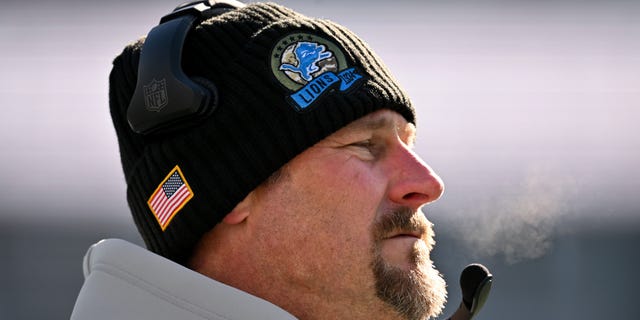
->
[345,139,382,160]
[349,140,373,149]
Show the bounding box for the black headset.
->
[127,0,245,135]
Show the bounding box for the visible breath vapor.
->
[457,166,576,264]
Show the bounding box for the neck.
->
[270,290,405,320]
[190,231,405,320]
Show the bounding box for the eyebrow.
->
[347,114,417,146]
[349,116,393,132]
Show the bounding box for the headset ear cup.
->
[192,76,219,117]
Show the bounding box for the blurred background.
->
[1,0,638,319]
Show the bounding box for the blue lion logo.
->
[279,42,333,82]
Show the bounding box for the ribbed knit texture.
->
[109,2,415,264]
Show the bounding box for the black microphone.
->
[446,263,493,320]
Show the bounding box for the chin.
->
[372,243,447,320]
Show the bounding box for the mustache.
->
[372,207,430,241]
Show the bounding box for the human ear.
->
[222,191,254,224]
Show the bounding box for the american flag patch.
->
[147,165,194,231]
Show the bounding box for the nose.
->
[386,145,444,210]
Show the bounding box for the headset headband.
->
[127,0,245,135]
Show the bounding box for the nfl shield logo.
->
[143,78,168,111]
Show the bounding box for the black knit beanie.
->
[109,2,415,265]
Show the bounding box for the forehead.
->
[336,110,416,141]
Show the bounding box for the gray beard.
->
[371,210,448,320]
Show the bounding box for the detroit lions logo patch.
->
[271,33,366,111]
[279,42,333,82]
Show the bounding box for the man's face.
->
[247,109,446,319]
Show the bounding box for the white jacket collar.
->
[71,239,297,320]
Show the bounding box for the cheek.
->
[281,166,381,242]
[297,161,386,249]
[249,159,393,294]
[256,154,388,251]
